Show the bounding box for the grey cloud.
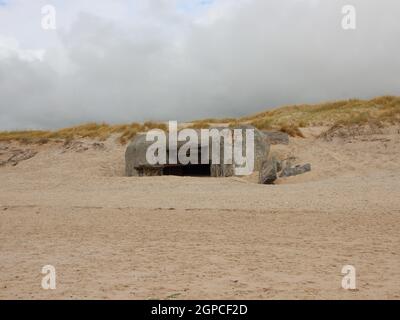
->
[1,0,400,130]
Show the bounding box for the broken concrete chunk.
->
[259,158,278,184]
[280,163,311,178]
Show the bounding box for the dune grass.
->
[0,122,168,145]
[186,121,211,129]
[1,96,399,143]
[192,96,400,136]
[242,95,400,129]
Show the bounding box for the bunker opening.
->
[163,146,211,177]
[162,163,211,177]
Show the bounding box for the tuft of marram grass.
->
[279,124,305,138]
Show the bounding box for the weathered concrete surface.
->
[125,125,269,177]
[259,159,278,184]
[125,134,154,176]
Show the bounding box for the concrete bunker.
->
[125,125,269,178]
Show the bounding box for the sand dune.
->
[0,126,399,299]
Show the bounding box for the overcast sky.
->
[0,0,399,130]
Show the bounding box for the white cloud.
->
[0,35,45,61]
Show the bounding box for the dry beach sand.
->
[0,126,399,299]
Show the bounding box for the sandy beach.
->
[1,127,399,299]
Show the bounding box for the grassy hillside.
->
[0,122,168,145]
[1,96,399,144]
[241,95,400,127]
[196,95,400,137]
